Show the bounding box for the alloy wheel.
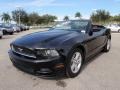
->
[70,52,82,74]
[107,39,111,50]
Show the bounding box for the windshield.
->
[52,20,89,31]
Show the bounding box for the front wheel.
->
[66,48,83,78]
[3,30,7,35]
[118,29,120,33]
[103,38,111,52]
[0,36,2,39]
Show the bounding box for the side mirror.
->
[81,30,86,34]
[89,30,93,36]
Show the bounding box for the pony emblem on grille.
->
[18,48,23,52]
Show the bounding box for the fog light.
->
[36,68,52,74]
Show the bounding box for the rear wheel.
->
[66,48,83,78]
[103,38,111,52]
[9,32,13,35]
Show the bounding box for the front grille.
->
[12,45,36,58]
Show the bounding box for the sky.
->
[0,0,120,20]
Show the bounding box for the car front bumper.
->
[8,50,65,77]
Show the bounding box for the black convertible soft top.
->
[92,24,106,30]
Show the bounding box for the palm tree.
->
[1,13,11,23]
[63,16,69,21]
[75,12,82,19]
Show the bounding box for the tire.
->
[3,30,7,35]
[66,48,83,78]
[0,36,2,39]
[118,29,120,33]
[17,31,20,33]
[9,32,13,35]
[103,38,111,52]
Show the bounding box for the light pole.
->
[0,15,2,21]
[16,6,21,25]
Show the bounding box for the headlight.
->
[36,49,59,57]
[11,45,14,51]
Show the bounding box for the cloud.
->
[5,0,55,8]
[0,0,78,8]
[22,0,56,7]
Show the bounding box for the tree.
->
[64,16,69,21]
[28,12,40,25]
[111,14,120,22]
[75,12,82,19]
[11,9,57,25]
[1,13,11,23]
[90,9,111,23]
[12,9,28,24]
[28,13,57,25]
[41,14,57,24]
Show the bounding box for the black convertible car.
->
[9,20,111,78]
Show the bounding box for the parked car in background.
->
[18,25,26,31]
[29,26,33,29]
[106,24,120,32]
[22,25,26,31]
[0,29,3,39]
[9,20,111,78]
[0,24,14,35]
[11,24,21,32]
[18,25,24,31]
[25,26,29,30]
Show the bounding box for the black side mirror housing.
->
[89,30,93,36]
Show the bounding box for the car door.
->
[85,27,106,58]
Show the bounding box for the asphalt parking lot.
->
[0,29,120,90]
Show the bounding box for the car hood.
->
[2,27,12,30]
[13,29,83,49]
